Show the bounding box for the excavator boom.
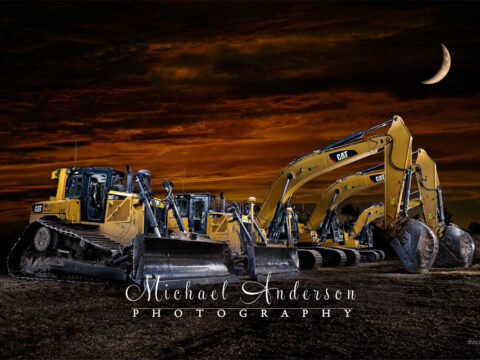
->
[415,149,475,268]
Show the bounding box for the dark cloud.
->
[0,2,479,227]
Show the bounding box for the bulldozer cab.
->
[175,193,216,234]
[65,168,126,223]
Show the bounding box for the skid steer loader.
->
[7,165,237,289]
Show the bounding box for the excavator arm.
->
[257,115,439,272]
[414,149,475,267]
[257,118,395,231]
[306,165,385,231]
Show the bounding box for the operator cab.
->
[65,168,126,223]
[174,193,216,234]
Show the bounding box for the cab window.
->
[66,175,83,198]
[87,174,107,221]
[176,198,189,217]
[111,173,125,192]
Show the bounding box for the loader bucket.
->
[247,245,300,281]
[389,218,439,273]
[133,234,238,289]
[434,225,475,268]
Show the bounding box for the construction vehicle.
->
[255,115,438,273]
[7,166,238,289]
[350,198,422,251]
[347,149,475,268]
[164,185,299,281]
[414,149,475,268]
[301,163,387,263]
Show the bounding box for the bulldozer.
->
[254,115,438,273]
[7,165,238,289]
[162,184,300,281]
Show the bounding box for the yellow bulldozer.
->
[8,166,239,288]
[162,183,300,281]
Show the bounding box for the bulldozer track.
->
[7,219,125,284]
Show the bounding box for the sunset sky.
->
[1,2,479,232]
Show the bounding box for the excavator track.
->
[298,245,347,267]
[358,249,382,262]
[330,247,360,266]
[298,249,323,270]
[8,219,128,284]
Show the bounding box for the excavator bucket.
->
[132,234,238,289]
[434,225,475,268]
[247,245,300,281]
[389,218,439,273]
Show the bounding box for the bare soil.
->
[1,260,479,360]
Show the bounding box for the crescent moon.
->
[421,43,451,84]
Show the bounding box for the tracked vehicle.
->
[258,116,438,273]
[164,186,300,281]
[7,166,237,289]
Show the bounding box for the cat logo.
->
[329,149,358,163]
[32,204,43,213]
[428,212,432,219]
[370,174,385,183]
[391,197,396,205]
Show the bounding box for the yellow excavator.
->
[8,166,238,289]
[254,115,438,273]
[346,148,475,268]
[413,149,475,267]
[348,198,422,252]
[301,164,387,264]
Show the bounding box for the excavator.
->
[255,115,438,273]
[8,166,238,289]
[413,149,475,268]
[348,197,422,251]
[343,148,475,268]
[301,163,387,263]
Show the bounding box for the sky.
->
[1,2,479,232]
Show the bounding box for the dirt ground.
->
[1,260,479,360]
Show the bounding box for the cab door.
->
[83,172,110,223]
[189,195,209,234]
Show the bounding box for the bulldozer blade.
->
[389,218,439,273]
[434,225,475,268]
[247,245,300,281]
[135,235,238,290]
